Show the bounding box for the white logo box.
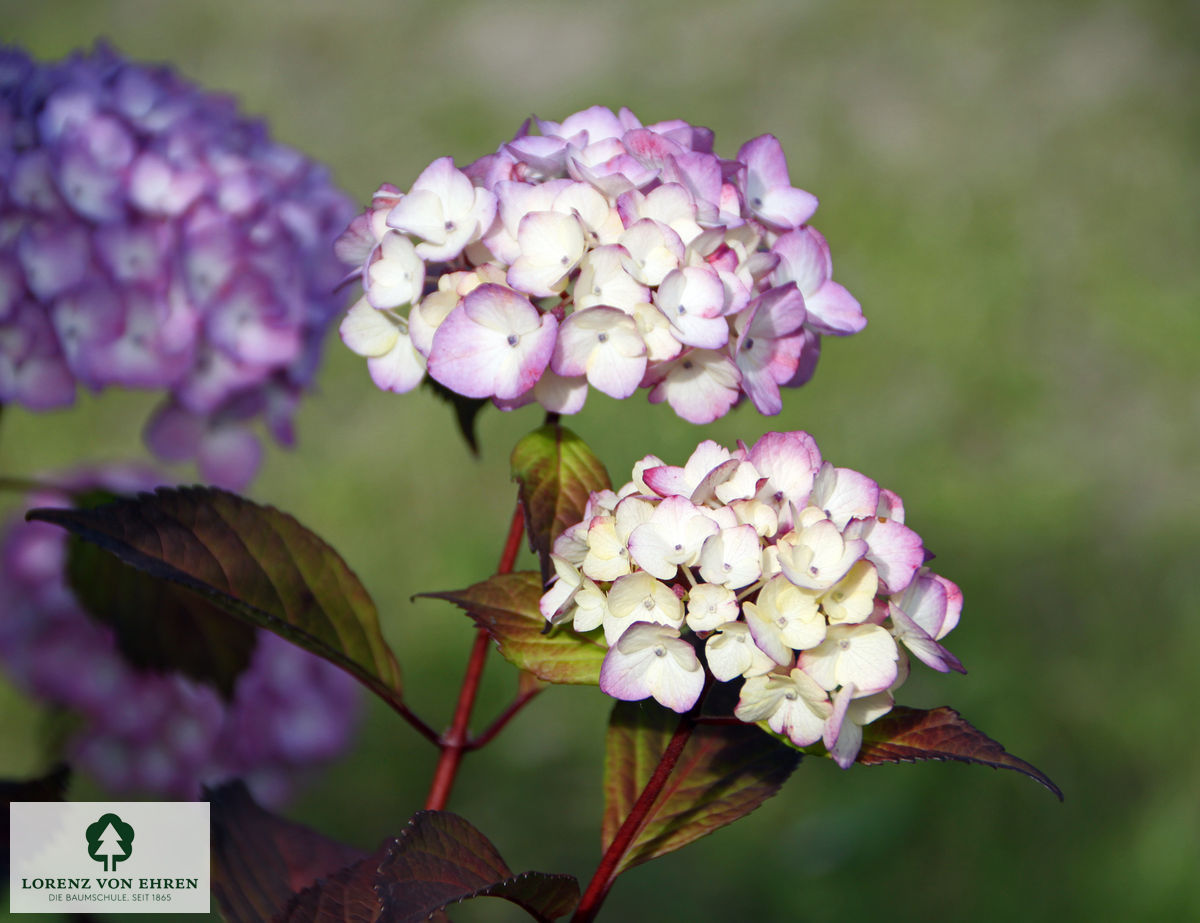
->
[9,802,210,914]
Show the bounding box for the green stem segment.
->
[423,501,526,811]
[572,711,699,923]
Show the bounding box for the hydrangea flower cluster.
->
[0,471,362,803]
[0,45,354,487]
[338,105,864,423]
[540,431,965,767]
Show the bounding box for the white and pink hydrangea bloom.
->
[539,431,966,766]
[336,105,864,422]
[0,45,355,489]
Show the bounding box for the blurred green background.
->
[1,0,1197,920]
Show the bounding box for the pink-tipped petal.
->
[427,285,556,400]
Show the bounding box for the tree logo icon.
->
[85,813,134,872]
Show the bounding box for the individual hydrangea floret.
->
[337,105,865,423]
[539,431,965,766]
[0,45,355,488]
[0,470,362,802]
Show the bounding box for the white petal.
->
[340,297,400,358]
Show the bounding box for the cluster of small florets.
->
[338,105,863,423]
[0,45,354,487]
[540,431,964,766]
[0,472,362,803]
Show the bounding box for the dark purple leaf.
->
[375,810,579,922]
[857,706,1063,799]
[276,852,385,923]
[208,781,366,923]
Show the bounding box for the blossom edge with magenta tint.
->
[337,105,864,423]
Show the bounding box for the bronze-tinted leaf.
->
[375,810,579,922]
[603,701,800,874]
[857,706,1063,799]
[67,535,257,698]
[422,572,606,685]
[208,782,366,923]
[511,423,610,581]
[28,487,403,707]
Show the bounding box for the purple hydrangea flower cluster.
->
[541,432,964,766]
[0,470,362,803]
[338,105,864,423]
[0,45,355,488]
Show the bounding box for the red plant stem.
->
[423,502,526,811]
[572,713,698,923]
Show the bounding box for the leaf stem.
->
[572,706,701,923]
[381,693,442,745]
[423,501,526,811]
[467,682,542,750]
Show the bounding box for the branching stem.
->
[467,682,542,750]
[423,501,525,811]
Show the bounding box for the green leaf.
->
[857,706,1063,800]
[422,572,606,685]
[602,701,801,874]
[511,423,610,581]
[424,376,489,455]
[375,810,579,922]
[67,535,257,699]
[208,781,367,923]
[28,487,403,707]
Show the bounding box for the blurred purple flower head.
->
[0,44,355,488]
[338,105,864,423]
[0,469,363,804]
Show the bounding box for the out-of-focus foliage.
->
[1,0,1195,920]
